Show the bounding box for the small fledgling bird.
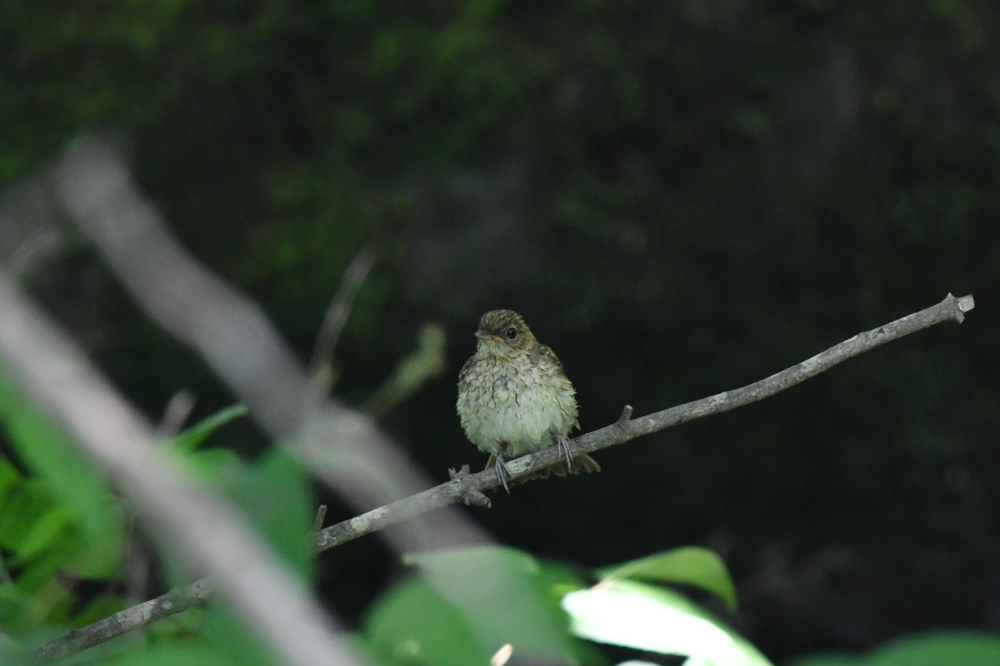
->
[457,309,600,491]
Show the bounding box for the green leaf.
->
[867,631,1000,666]
[0,476,124,579]
[402,543,543,573]
[563,579,772,666]
[196,449,313,666]
[62,499,126,578]
[171,404,247,453]
[0,479,61,550]
[11,546,72,594]
[401,546,578,664]
[179,447,244,484]
[3,554,75,633]
[597,546,738,610]
[0,582,34,629]
[788,630,1000,666]
[365,575,489,666]
[0,458,22,499]
[13,505,74,561]
[69,593,127,628]
[226,448,313,579]
[202,601,279,666]
[888,630,995,666]
[107,643,228,666]
[789,656,862,666]
[0,368,122,548]
[362,323,447,417]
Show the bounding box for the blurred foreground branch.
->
[38,293,973,658]
[26,136,522,660]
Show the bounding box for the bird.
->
[456,309,601,491]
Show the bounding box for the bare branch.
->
[315,292,974,550]
[39,580,212,660]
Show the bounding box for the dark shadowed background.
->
[3,0,998,661]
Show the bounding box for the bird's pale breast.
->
[457,350,578,458]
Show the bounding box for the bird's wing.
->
[458,354,476,384]
[532,344,580,429]
[531,344,565,373]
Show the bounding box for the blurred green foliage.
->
[368,546,581,666]
[0,362,767,666]
[789,631,1000,666]
[0,384,304,663]
[598,546,739,611]
[365,545,756,666]
[0,369,126,638]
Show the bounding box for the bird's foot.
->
[494,453,513,493]
[552,432,574,472]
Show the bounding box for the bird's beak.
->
[475,330,490,339]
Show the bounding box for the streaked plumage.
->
[457,309,600,490]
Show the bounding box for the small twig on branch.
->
[448,465,491,508]
[157,390,196,437]
[361,323,447,418]
[615,405,633,431]
[310,247,375,391]
[313,505,328,531]
[5,230,63,279]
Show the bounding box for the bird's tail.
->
[546,453,601,478]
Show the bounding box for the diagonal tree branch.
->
[37,580,213,660]
[315,292,974,549]
[37,292,974,659]
[50,137,485,544]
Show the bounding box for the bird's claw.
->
[553,433,573,472]
[495,454,513,493]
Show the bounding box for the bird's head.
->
[475,309,538,354]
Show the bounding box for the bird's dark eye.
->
[505,327,518,340]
